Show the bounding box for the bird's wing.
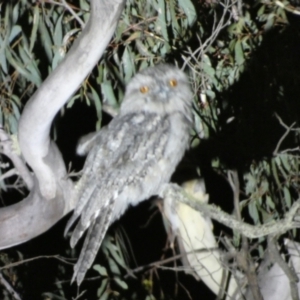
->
[64,126,109,237]
[66,112,171,284]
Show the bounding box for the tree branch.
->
[0,0,125,250]
[160,183,300,239]
[0,272,22,300]
[18,0,125,199]
[0,128,33,190]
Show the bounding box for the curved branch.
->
[0,142,75,249]
[0,177,73,249]
[0,128,33,190]
[18,0,125,199]
[0,0,125,249]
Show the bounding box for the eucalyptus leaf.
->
[53,12,64,47]
[18,44,38,76]
[279,153,291,172]
[90,85,102,130]
[5,48,41,86]
[9,25,21,43]
[168,0,179,33]
[107,243,126,269]
[178,0,196,26]
[266,195,275,210]
[97,278,109,298]
[108,256,121,275]
[29,5,39,52]
[0,38,8,73]
[79,0,90,23]
[155,0,169,43]
[38,19,53,62]
[8,112,18,134]
[99,291,109,300]
[12,1,19,24]
[234,40,245,65]
[93,264,108,277]
[264,13,274,31]
[113,277,128,290]
[101,81,118,108]
[52,50,65,70]
[66,94,80,109]
[283,186,291,208]
[248,201,259,224]
[122,47,134,82]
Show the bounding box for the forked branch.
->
[0,0,125,249]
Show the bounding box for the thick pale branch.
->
[0,0,125,249]
[0,142,75,249]
[18,0,125,199]
[0,177,73,249]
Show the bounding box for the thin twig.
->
[0,255,74,270]
[182,0,233,71]
[125,247,218,278]
[44,0,85,27]
[0,169,18,181]
[275,0,300,16]
[0,128,33,190]
[0,272,22,300]
[273,113,297,155]
[280,147,300,154]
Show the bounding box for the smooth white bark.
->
[0,0,125,249]
[19,0,125,200]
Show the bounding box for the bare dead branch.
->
[0,0,125,250]
[273,113,298,155]
[43,0,85,27]
[182,0,233,70]
[61,0,85,27]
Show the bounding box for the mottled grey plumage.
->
[65,64,193,285]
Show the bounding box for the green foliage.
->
[0,0,83,134]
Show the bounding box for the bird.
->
[64,64,194,285]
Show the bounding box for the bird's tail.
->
[71,205,112,285]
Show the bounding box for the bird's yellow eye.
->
[140,86,149,93]
[169,79,178,87]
